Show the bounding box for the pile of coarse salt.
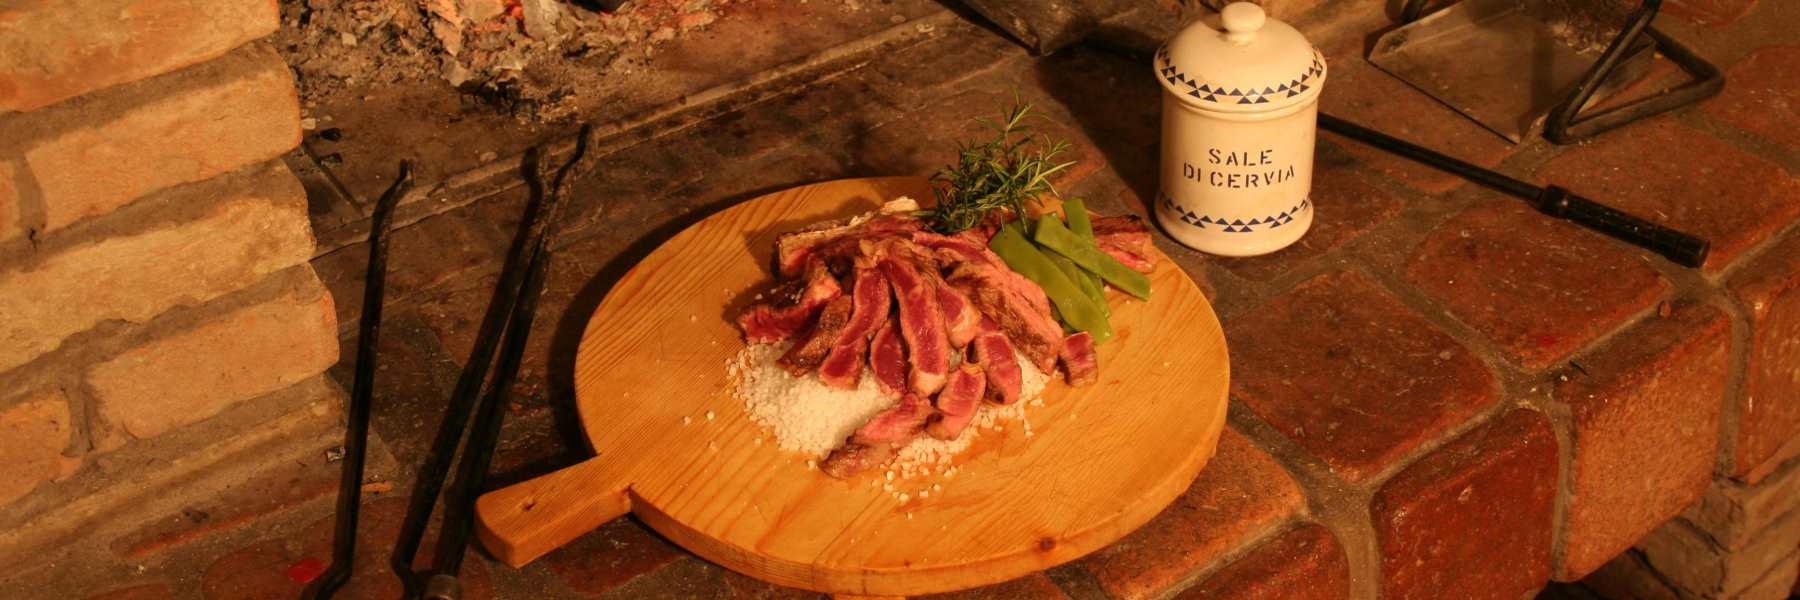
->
[726,340,1049,482]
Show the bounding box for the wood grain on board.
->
[475,177,1230,596]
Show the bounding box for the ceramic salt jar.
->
[1155,2,1327,256]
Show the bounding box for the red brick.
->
[1405,201,1670,369]
[1220,150,1401,280]
[1228,270,1498,482]
[0,161,312,373]
[0,158,313,374]
[0,388,77,506]
[916,573,1068,599]
[1080,429,1305,600]
[1686,459,1800,551]
[83,583,173,600]
[0,160,19,242]
[89,272,338,440]
[1537,118,1800,272]
[109,432,341,558]
[1553,303,1731,579]
[1638,510,1800,597]
[1318,42,1518,194]
[1704,46,1800,149]
[718,568,821,600]
[854,88,1100,182]
[200,497,493,600]
[0,0,277,112]
[543,516,687,596]
[14,45,300,232]
[1372,408,1559,600]
[1664,0,1759,26]
[1174,523,1350,600]
[1583,551,1685,600]
[1730,234,1800,482]
[1740,553,1799,600]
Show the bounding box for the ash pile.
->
[275,0,738,121]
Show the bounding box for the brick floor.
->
[542,517,686,597]
[1406,201,1671,370]
[1704,45,1800,150]
[1173,523,1350,600]
[1728,234,1800,483]
[1228,270,1498,482]
[200,497,494,600]
[1372,408,1559,600]
[1078,429,1305,600]
[1315,40,1521,195]
[1552,302,1731,580]
[1535,118,1800,272]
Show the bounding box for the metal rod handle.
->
[1535,186,1709,267]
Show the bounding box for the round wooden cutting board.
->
[475,177,1230,596]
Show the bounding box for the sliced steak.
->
[868,314,907,398]
[947,262,1062,372]
[1059,331,1098,386]
[1092,215,1156,273]
[970,320,1023,404]
[935,280,981,350]
[775,210,924,278]
[911,231,1005,269]
[817,269,892,389]
[776,295,853,376]
[736,263,843,343]
[820,393,933,479]
[818,440,897,479]
[878,256,950,396]
[854,392,934,444]
[926,364,986,440]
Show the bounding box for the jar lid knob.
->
[1221,2,1266,45]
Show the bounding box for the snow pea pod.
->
[990,225,1113,342]
[1034,215,1151,300]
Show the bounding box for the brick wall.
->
[0,0,339,533]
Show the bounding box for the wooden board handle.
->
[475,456,630,567]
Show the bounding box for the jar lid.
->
[1155,2,1326,113]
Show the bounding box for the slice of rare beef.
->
[736,263,843,343]
[970,319,1023,404]
[777,294,853,376]
[878,256,950,396]
[947,262,1062,372]
[1059,331,1098,386]
[816,268,893,389]
[819,440,896,479]
[1092,215,1156,273]
[926,364,986,440]
[819,392,933,478]
[868,314,907,398]
[774,202,923,278]
[935,279,981,350]
[911,231,1005,269]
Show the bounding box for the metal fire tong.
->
[303,124,597,599]
[1370,0,1722,143]
[306,161,414,600]
[394,125,600,600]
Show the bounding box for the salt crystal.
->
[731,341,1050,473]
[682,416,691,425]
[706,411,715,421]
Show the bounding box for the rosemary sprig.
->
[923,101,1076,233]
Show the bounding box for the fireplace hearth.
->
[1,0,1797,598]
